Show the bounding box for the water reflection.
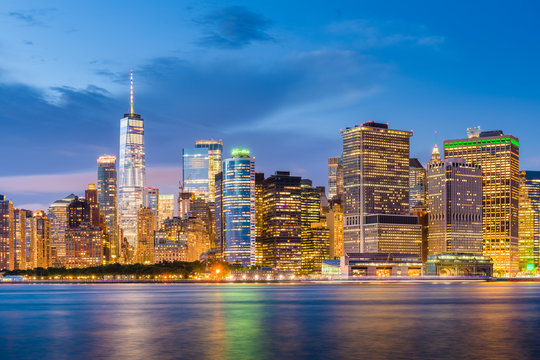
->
[0,282,539,359]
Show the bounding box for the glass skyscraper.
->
[215,148,255,266]
[195,140,223,202]
[519,171,540,270]
[182,147,209,199]
[118,71,146,246]
[97,155,118,263]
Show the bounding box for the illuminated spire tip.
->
[130,70,134,116]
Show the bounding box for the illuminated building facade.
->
[427,150,483,256]
[261,171,302,273]
[48,194,76,266]
[328,157,340,201]
[215,148,255,266]
[195,139,223,203]
[13,208,27,270]
[363,214,422,256]
[326,202,344,258]
[65,224,103,268]
[183,147,209,199]
[341,122,412,253]
[33,211,51,268]
[154,230,186,263]
[409,158,427,211]
[136,207,155,265]
[519,171,540,271]
[0,195,15,270]
[25,210,36,269]
[301,179,330,273]
[444,130,519,273]
[157,194,175,228]
[118,71,146,246]
[97,155,118,263]
[255,172,265,265]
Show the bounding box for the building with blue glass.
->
[182,147,209,199]
[215,148,255,266]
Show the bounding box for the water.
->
[1,282,540,359]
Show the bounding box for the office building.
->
[0,195,15,270]
[118,71,146,246]
[48,194,76,266]
[97,155,118,263]
[427,149,483,256]
[409,158,427,211]
[195,139,223,203]
[363,214,422,256]
[519,171,540,271]
[65,224,103,268]
[183,147,209,199]
[136,207,155,264]
[444,129,519,273]
[214,148,255,266]
[328,157,340,201]
[261,171,302,273]
[33,210,51,268]
[13,208,27,270]
[341,121,412,253]
[255,172,265,266]
[157,194,175,228]
[154,229,186,263]
[326,202,344,259]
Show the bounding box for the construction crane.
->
[179,172,192,193]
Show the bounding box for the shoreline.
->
[2,277,540,284]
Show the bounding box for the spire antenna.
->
[130,70,134,116]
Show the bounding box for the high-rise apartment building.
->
[261,171,302,273]
[341,121,412,253]
[13,208,27,270]
[48,194,76,266]
[409,158,427,211]
[427,149,483,256]
[157,194,175,228]
[65,224,103,268]
[195,139,223,203]
[136,207,155,264]
[519,171,540,271]
[214,148,255,266]
[0,195,14,270]
[444,129,519,273]
[33,210,51,268]
[118,71,146,246]
[97,155,118,263]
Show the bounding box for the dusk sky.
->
[1,0,540,210]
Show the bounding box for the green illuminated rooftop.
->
[231,148,251,158]
[444,137,519,148]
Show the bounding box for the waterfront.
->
[1,283,540,359]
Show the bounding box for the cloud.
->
[8,8,56,27]
[328,19,444,49]
[197,6,273,48]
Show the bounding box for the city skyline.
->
[1,1,540,210]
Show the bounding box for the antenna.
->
[130,70,134,116]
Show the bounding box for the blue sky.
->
[1,0,540,210]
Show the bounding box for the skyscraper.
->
[409,158,427,211]
[143,187,159,226]
[261,171,302,273]
[444,129,519,274]
[33,210,51,268]
[13,208,27,270]
[341,122,412,253]
[157,194,175,228]
[118,71,146,246]
[427,148,483,255]
[215,148,255,266]
[182,147,210,199]
[195,139,223,203]
[97,155,118,263]
[255,172,265,266]
[328,157,340,201]
[519,171,540,271]
[136,207,155,265]
[0,195,14,270]
[48,193,76,266]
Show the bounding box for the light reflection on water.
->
[0,282,540,359]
